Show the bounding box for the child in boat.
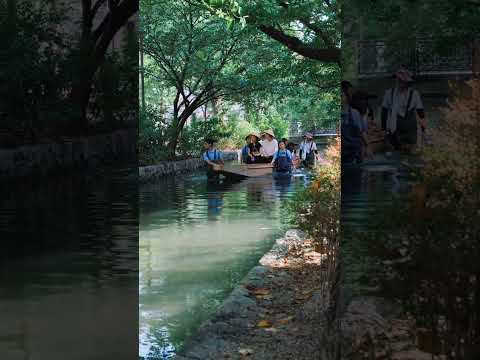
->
[203,138,224,181]
[242,133,262,164]
[271,141,293,173]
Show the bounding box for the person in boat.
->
[381,67,426,152]
[242,133,263,164]
[341,81,369,164]
[299,132,318,168]
[258,129,278,163]
[203,138,224,181]
[271,140,293,173]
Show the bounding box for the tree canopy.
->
[193,0,341,63]
[140,0,340,161]
[348,0,480,47]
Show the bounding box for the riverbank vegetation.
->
[343,80,480,358]
[139,0,339,164]
[0,1,138,147]
[288,137,340,299]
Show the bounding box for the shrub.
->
[362,80,480,357]
[289,137,340,260]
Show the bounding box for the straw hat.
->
[261,129,275,138]
[245,132,260,141]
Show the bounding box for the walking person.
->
[203,138,224,181]
[351,90,373,160]
[381,67,426,152]
[341,81,369,164]
[271,140,293,174]
[299,132,318,168]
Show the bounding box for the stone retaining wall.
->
[0,129,136,180]
[139,151,239,183]
[176,230,306,360]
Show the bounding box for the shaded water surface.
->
[0,167,138,360]
[341,155,415,228]
[139,171,309,359]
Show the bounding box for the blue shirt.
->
[273,149,292,161]
[203,149,223,162]
[341,107,363,148]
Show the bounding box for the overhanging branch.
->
[258,25,340,63]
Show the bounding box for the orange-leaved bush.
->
[422,79,480,211]
[291,137,340,245]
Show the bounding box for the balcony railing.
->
[358,39,474,78]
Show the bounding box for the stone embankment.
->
[176,229,329,360]
[139,151,238,182]
[0,129,136,180]
[176,227,433,360]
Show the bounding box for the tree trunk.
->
[140,29,146,111]
[167,105,199,158]
[211,98,224,123]
[473,39,480,78]
[72,0,138,130]
[203,105,207,121]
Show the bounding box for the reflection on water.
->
[0,167,138,360]
[341,156,412,229]
[139,171,309,359]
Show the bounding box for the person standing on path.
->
[381,67,427,151]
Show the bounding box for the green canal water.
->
[139,171,310,359]
[0,167,138,360]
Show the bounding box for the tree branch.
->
[277,0,336,49]
[258,25,340,63]
[92,0,107,17]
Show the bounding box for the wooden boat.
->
[216,163,274,178]
[367,125,387,154]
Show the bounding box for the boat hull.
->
[217,163,274,178]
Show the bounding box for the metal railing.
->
[358,39,474,77]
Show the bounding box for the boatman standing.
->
[381,67,427,152]
[203,138,224,181]
[299,132,318,168]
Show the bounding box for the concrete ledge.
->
[0,129,136,180]
[139,151,239,182]
[176,229,305,360]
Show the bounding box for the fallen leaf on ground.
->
[277,316,294,325]
[264,327,279,333]
[296,291,313,301]
[256,320,273,328]
[238,348,254,356]
[250,288,271,296]
[314,244,324,253]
